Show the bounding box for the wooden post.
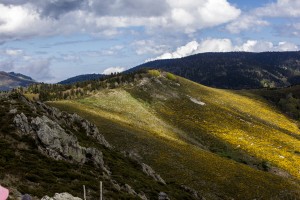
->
[100,181,103,200]
[83,185,86,200]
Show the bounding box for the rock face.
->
[13,99,111,171]
[141,163,166,185]
[64,113,111,149]
[41,192,82,200]
[31,115,105,168]
[14,113,30,134]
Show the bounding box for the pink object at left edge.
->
[0,185,9,200]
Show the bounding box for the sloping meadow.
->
[49,71,300,199]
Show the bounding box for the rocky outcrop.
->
[123,151,166,185]
[124,184,137,196]
[14,113,30,134]
[158,192,170,200]
[65,113,111,149]
[123,184,148,200]
[12,96,115,183]
[13,97,111,170]
[141,163,166,185]
[31,115,105,169]
[17,96,111,149]
[41,193,82,200]
[181,185,204,200]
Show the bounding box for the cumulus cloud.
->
[0,0,85,18]
[150,41,199,61]
[226,0,300,34]
[0,49,54,82]
[88,0,169,17]
[0,0,240,41]
[18,58,53,81]
[133,40,169,55]
[0,4,61,41]
[255,0,300,17]
[148,39,233,61]
[148,39,299,61]
[102,67,125,75]
[226,15,269,34]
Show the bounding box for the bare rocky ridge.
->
[14,112,108,171]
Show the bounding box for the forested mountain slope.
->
[131,51,300,89]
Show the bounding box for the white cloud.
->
[148,39,233,61]
[0,0,241,41]
[0,4,51,39]
[133,40,169,55]
[226,15,269,34]
[4,49,23,56]
[165,0,241,33]
[196,39,233,53]
[226,0,300,34]
[18,58,53,81]
[255,0,300,17]
[150,41,199,61]
[276,42,299,51]
[148,39,299,61]
[196,0,241,26]
[0,56,54,82]
[102,67,125,75]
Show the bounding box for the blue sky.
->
[0,0,299,83]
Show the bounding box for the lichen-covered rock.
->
[31,115,105,169]
[31,116,85,162]
[14,113,30,134]
[41,192,82,200]
[141,163,166,185]
[18,98,111,149]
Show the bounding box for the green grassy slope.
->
[49,71,300,199]
[0,93,195,199]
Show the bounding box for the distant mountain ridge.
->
[130,51,300,89]
[8,72,35,81]
[0,71,36,91]
[58,73,105,85]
